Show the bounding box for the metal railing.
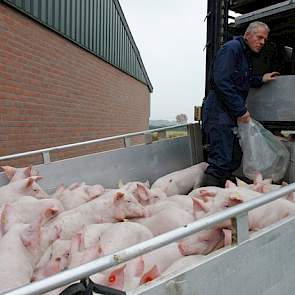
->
[4,183,295,295]
[0,123,191,164]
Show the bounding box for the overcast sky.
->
[119,0,208,121]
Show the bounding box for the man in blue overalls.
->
[202,21,279,187]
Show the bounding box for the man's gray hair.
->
[245,21,270,34]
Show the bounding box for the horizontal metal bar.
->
[0,123,190,162]
[5,183,295,295]
[235,0,295,25]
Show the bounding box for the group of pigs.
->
[0,162,294,294]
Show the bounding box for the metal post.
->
[144,132,153,144]
[231,212,249,245]
[42,152,51,164]
[123,137,132,147]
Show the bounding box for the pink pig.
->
[36,239,71,270]
[151,162,208,196]
[193,182,295,230]
[0,209,58,293]
[0,165,38,182]
[1,196,63,234]
[0,176,48,206]
[53,182,104,210]
[68,232,101,269]
[43,190,146,240]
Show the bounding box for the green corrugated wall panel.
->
[2,0,153,92]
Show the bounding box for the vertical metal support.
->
[144,132,153,145]
[158,130,167,140]
[205,0,223,96]
[231,212,249,245]
[223,0,230,43]
[188,123,204,165]
[42,152,51,164]
[123,137,132,147]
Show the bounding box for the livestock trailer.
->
[0,121,294,295]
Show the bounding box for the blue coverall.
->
[202,36,263,182]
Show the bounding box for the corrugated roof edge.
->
[1,0,153,93]
[114,0,153,92]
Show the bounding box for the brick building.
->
[0,0,153,166]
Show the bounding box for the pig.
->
[178,228,226,256]
[53,182,105,210]
[0,211,57,293]
[0,224,39,292]
[193,183,295,231]
[151,162,208,196]
[1,196,64,234]
[36,239,71,270]
[0,165,38,182]
[104,243,183,290]
[98,222,153,255]
[43,190,146,240]
[68,232,101,269]
[32,252,69,281]
[141,207,194,236]
[0,176,48,206]
[135,207,194,236]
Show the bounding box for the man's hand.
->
[262,72,280,83]
[237,111,251,123]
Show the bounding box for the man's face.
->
[244,27,269,53]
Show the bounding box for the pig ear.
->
[236,178,248,187]
[42,208,59,224]
[229,193,243,206]
[136,184,151,202]
[135,256,145,277]
[113,192,125,204]
[192,197,209,213]
[0,166,16,180]
[25,176,42,187]
[225,180,237,188]
[107,264,126,290]
[24,166,33,178]
[140,265,160,285]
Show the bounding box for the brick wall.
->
[0,3,150,167]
